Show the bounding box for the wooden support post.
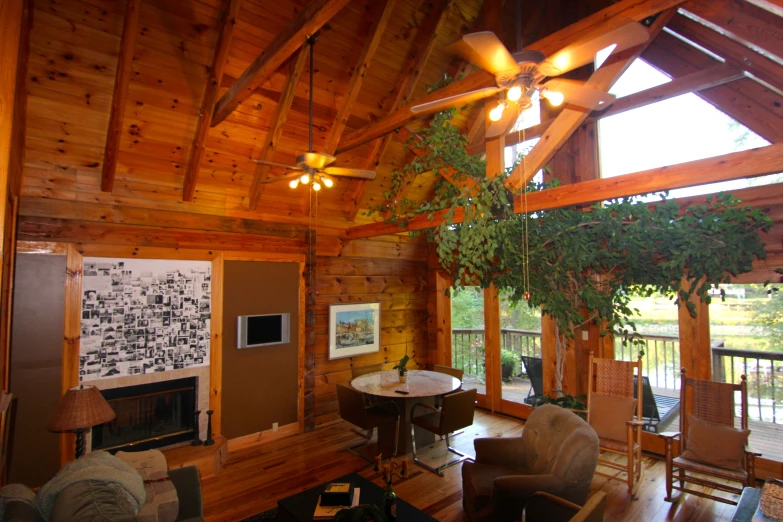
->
[430,268,452,367]
[678,279,712,381]
[209,254,224,437]
[101,0,142,193]
[484,284,501,412]
[59,245,83,466]
[182,0,243,202]
[541,313,557,397]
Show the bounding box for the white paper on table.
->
[351,488,360,507]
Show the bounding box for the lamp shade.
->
[48,385,116,432]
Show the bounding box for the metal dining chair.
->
[433,364,464,381]
[336,384,400,462]
[351,364,383,379]
[410,388,477,475]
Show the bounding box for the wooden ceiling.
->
[19,0,783,233]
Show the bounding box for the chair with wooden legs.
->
[522,491,607,522]
[336,384,400,463]
[661,369,759,505]
[411,388,477,476]
[586,353,644,495]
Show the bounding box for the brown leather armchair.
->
[461,404,599,522]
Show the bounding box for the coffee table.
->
[277,472,437,522]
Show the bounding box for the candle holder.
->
[204,410,215,446]
[191,410,202,446]
[374,453,408,484]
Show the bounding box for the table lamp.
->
[48,384,116,459]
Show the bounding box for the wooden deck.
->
[201,409,768,522]
[465,375,783,462]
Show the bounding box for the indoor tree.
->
[374,109,773,392]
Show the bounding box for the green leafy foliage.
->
[381,111,773,367]
[532,391,588,414]
[500,349,520,381]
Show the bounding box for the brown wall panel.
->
[222,260,299,439]
[8,253,65,486]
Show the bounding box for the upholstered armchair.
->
[462,404,600,522]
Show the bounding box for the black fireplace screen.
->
[92,377,197,453]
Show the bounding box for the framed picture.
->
[328,303,381,360]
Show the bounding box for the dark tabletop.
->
[277,472,438,522]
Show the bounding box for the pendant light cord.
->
[308,35,316,153]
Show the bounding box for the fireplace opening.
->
[92,377,197,453]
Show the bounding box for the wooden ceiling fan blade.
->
[448,32,522,76]
[543,79,615,109]
[537,21,650,77]
[259,171,305,184]
[322,167,376,180]
[411,87,502,114]
[485,100,523,138]
[297,152,336,170]
[248,159,303,170]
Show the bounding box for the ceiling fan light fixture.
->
[506,85,522,102]
[289,179,299,189]
[322,176,334,188]
[313,181,322,191]
[489,101,505,122]
[542,88,564,107]
[300,174,310,185]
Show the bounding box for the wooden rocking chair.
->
[586,354,644,495]
[661,369,759,505]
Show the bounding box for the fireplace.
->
[92,377,197,452]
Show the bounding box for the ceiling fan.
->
[412,21,650,137]
[250,37,376,191]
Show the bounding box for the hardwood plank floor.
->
[202,410,744,522]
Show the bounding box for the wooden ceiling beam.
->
[680,0,783,64]
[346,0,452,221]
[504,8,678,190]
[467,61,746,156]
[667,13,783,94]
[182,0,243,202]
[210,0,352,126]
[334,0,687,156]
[246,48,309,210]
[342,142,783,239]
[100,0,141,193]
[596,62,746,119]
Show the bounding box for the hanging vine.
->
[375,111,773,392]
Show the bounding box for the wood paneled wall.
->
[308,235,429,427]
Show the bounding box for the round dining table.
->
[351,369,461,455]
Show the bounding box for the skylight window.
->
[509,90,541,133]
[504,137,543,186]
[598,58,778,200]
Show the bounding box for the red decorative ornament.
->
[523,292,531,301]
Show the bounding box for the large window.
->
[598,59,780,200]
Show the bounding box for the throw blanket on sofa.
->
[35,451,146,519]
[0,484,36,521]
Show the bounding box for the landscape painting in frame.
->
[328,303,381,360]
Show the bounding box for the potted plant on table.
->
[393,354,409,383]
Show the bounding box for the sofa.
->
[3,465,204,522]
[462,404,600,522]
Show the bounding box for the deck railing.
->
[712,347,783,424]
[452,328,782,425]
[451,328,542,380]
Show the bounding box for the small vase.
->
[399,373,407,383]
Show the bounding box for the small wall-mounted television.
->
[237,313,290,349]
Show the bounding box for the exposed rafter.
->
[334,0,687,157]
[680,0,783,65]
[301,0,395,217]
[211,0,352,126]
[182,0,243,202]
[467,62,746,156]
[667,14,783,94]
[504,7,678,190]
[346,0,452,221]
[246,49,309,210]
[101,0,141,193]
[342,142,783,239]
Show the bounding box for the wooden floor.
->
[202,410,748,522]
